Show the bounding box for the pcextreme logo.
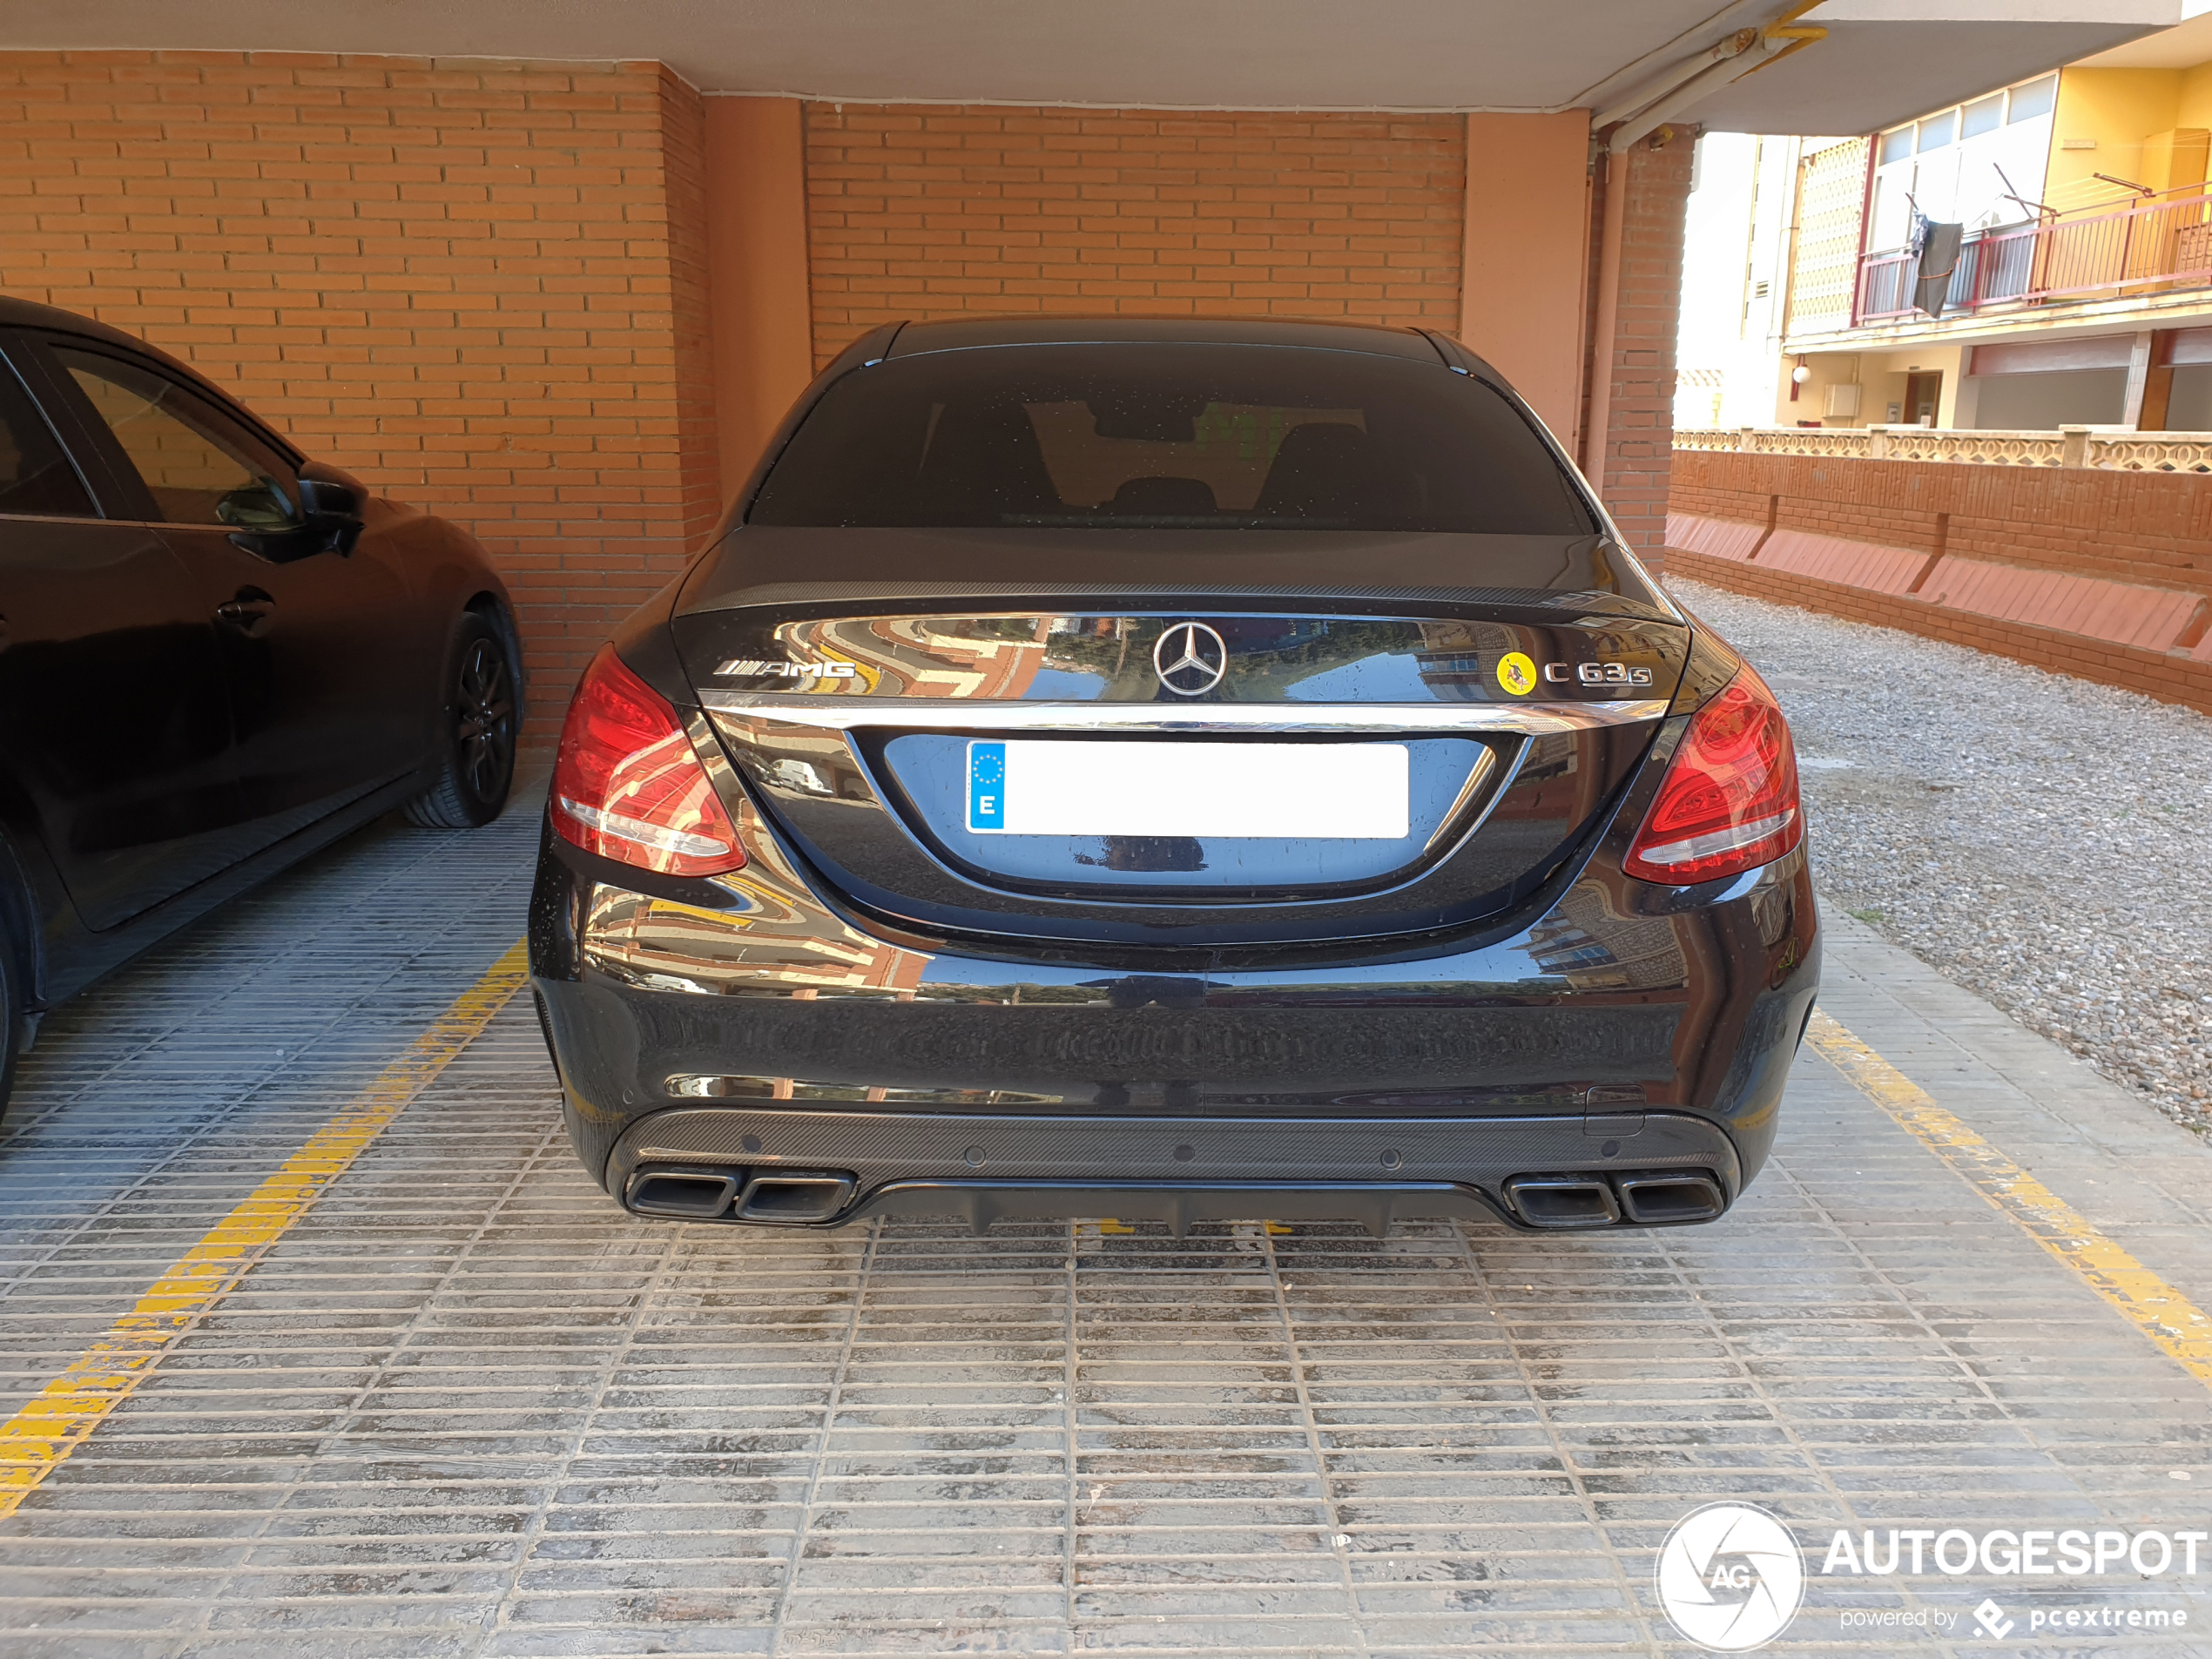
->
[1656,1502,1807,1651]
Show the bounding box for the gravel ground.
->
[1669,577,2212,1131]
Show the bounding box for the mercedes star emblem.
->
[1153,620,1228,697]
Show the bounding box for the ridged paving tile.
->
[3,792,2212,1652]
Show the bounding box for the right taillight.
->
[550,644,745,877]
[1623,665,1803,886]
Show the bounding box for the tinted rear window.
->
[0,363,94,518]
[748,345,1595,535]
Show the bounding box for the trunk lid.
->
[673,530,1687,953]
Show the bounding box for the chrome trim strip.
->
[698,694,1669,734]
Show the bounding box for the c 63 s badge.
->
[717,659,858,681]
[1496,651,1538,696]
[1544,661,1656,688]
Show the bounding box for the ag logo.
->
[1656,1502,1804,1651]
[1495,651,1537,697]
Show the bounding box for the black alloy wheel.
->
[404,612,518,829]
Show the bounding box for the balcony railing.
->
[1675,425,2212,472]
[1854,186,2212,324]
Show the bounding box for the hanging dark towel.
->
[1912,219,1965,318]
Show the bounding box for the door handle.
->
[215,587,274,631]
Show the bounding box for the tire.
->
[403,610,518,829]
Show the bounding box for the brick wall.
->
[800,105,1467,367]
[1667,448,2212,715]
[0,50,721,738]
[1667,546,2212,717]
[2,53,1703,738]
[1674,449,2212,590]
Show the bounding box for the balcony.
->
[1855,186,2212,325]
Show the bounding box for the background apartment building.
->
[1680,13,2212,434]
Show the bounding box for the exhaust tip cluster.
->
[627,1163,857,1224]
[1504,1170,1726,1228]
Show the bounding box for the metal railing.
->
[1854,186,2212,323]
[1674,425,2212,472]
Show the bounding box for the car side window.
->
[54,347,300,532]
[0,359,98,519]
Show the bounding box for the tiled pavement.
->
[3,792,2212,1656]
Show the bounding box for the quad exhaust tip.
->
[1615,1171,1726,1225]
[1505,1170,1724,1229]
[1503,1175,1620,1229]
[625,1164,856,1224]
[736,1171,857,1223]
[626,1166,738,1219]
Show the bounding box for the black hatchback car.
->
[0,298,523,1113]
[529,318,1817,1235]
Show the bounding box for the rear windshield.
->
[748,344,1595,535]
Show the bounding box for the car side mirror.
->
[298,467,366,555]
[289,462,367,559]
[220,462,367,562]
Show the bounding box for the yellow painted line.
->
[1805,1008,2212,1389]
[0,939,530,1519]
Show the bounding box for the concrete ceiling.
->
[2077,5,2212,66]
[1683,13,2175,134]
[0,0,2178,133]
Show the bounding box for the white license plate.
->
[965,739,1409,839]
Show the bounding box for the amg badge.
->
[715,659,858,680]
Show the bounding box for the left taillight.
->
[550,644,746,877]
[1623,664,1803,886]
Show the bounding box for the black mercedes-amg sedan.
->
[529,317,1817,1235]
[0,297,522,1115]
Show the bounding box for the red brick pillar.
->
[1582,135,1694,575]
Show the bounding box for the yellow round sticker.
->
[1496,651,1537,697]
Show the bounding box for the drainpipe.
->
[1604,3,1829,154]
[1581,3,1829,475]
[1592,29,1760,136]
[1849,133,1878,329]
[1610,39,1775,152]
[1582,146,1633,478]
[1776,137,1807,408]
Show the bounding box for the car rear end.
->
[528,319,1819,1235]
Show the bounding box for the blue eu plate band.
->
[968,740,1007,832]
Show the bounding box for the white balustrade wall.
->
[1673,426,2212,473]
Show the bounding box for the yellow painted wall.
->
[1772,354,1865,427]
[1777,348,1973,429]
[2050,68,2182,212]
[2181,62,2212,129]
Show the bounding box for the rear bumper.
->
[606,1103,1743,1234]
[530,800,1821,1231]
